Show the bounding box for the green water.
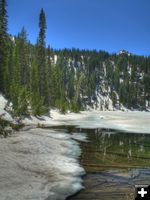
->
[66,127,150,200]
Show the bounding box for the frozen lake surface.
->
[31,110,150,134]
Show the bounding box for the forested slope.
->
[0,0,150,116]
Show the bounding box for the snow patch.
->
[24,110,150,134]
[0,128,85,200]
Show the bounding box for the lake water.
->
[1,123,150,200]
[60,126,150,200]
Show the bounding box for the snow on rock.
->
[0,94,13,122]
[0,94,7,109]
[0,128,85,200]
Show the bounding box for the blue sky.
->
[7,0,150,55]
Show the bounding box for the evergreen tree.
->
[30,53,48,115]
[1,0,150,114]
[46,45,52,105]
[17,27,30,87]
[3,40,13,95]
[0,0,8,92]
[37,8,47,101]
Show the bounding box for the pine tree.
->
[46,45,52,105]
[30,54,48,116]
[37,8,47,101]
[0,0,8,92]
[3,41,13,95]
[17,27,30,87]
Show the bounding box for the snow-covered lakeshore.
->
[1,94,150,200]
[1,94,150,134]
[24,109,150,134]
[0,128,86,200]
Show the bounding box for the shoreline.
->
[22,110,150,134]
[0,126,86,200]
[1,95,150,199]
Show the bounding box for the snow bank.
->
[73,111,150,134]
[1,92,149,134]
[24,110,150,134]
[0,128,85,200]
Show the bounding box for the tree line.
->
[0,0,150,117]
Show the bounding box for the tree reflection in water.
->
[67,127,150,200]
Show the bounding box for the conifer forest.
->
[0,0,150,117]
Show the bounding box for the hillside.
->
[52,48,150,111]
[0,1,150,116]
[2,35,150,115]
